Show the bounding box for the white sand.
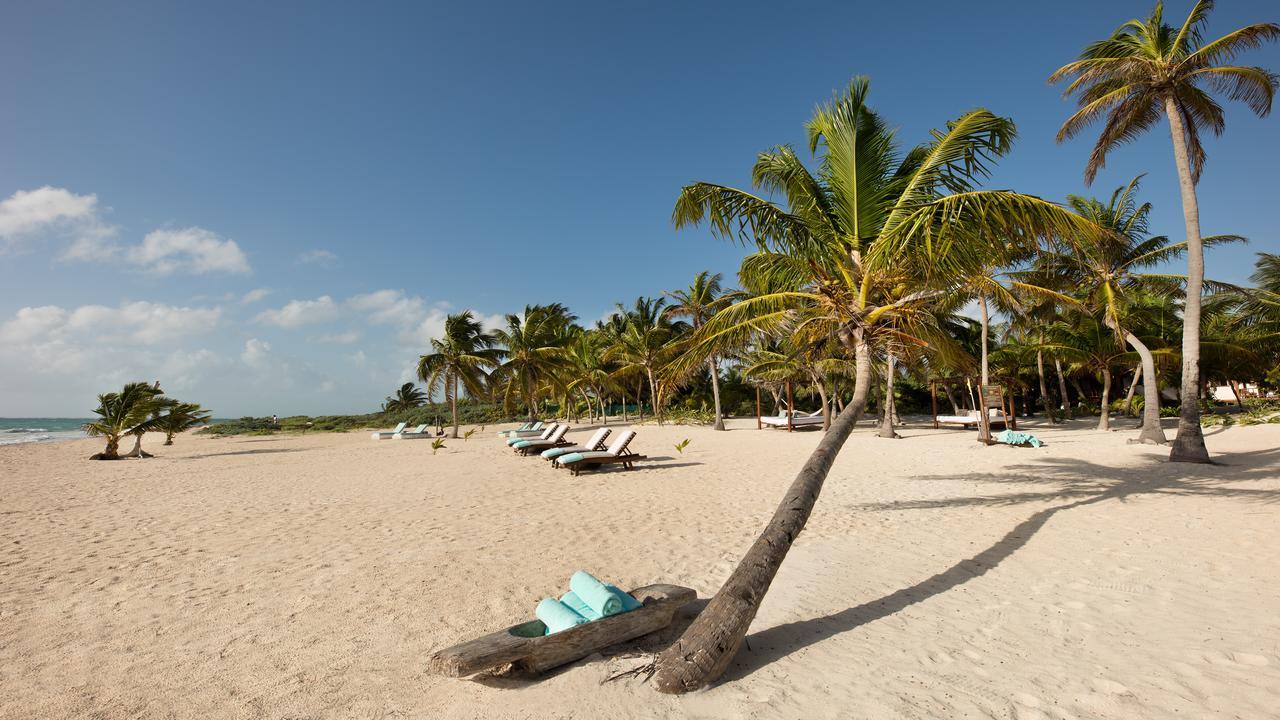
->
[2,418,1277,719]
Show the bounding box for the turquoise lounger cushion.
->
[558,452,585,464]
[542,446,575,459]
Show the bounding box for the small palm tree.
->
[665,272,734,430]
[156,402,212,446]
[1050,0,1279,461]
[605,297,688,422]
[490,304,575,419]
[83,382,167,459]
[417,311,501,438]
[382,382,428,413]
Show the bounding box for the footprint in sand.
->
[1090,678,1131,695]
[1229,652,1269,667]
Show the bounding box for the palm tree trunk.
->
[1054,357,1073,420]
[647,368,661,424]
[450,376,460,438]
[652,392,865,693]
[878,352,899,439]
[1115,328,1166,445]
[1036,347,1057,424]
[709,357,725,431]
[849,330,872,425]
[979,294,990,385]
[165,431,175,446]
[1163,95,1210,463]
[1124,364,1142,420]
[1097,368,1112,431]
[811,371,831,432]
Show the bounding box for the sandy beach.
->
[2,419,1278,719]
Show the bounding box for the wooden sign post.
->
[978,383,1009,445]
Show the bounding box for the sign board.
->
[977,384,1007,444]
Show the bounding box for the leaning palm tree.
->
[1050,0,1278,461]
[156,402,212,446]
[382,382,428,413]
[651,77,1098,693]
[665,271,734,430]
[83,381,167,460]
[1046,175,1244,443]
[417,311,501,438]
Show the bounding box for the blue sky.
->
[1,0,1276,416]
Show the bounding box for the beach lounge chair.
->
[512,424,570,454]
[496,421,542,438]
[556,430,645,475]
[759,409,825,428]
[394,424,433,439]
[541,427,611,461]
[506,423,559,447]
[370,422,408,440]
[502,422,548,439]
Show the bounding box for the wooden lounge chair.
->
[513,424,570,454]
[506,423,559,447]
[497,421,543,438]
[759,409,824,428]
[370,422,408,439]
[556,430,646,475]
[540,427,611,461]
[428,584,696,678]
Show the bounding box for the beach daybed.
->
[370,422,408,440]
[555,431,645,475]
[428,583,696,678]
[760,409,825,428]
[541,427,611,461]
[512,424,570,454]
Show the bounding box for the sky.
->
[1,0,1276,417]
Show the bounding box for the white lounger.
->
[371,422,408,440]
[394,424,435,439]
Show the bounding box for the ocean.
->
[0,418,92,446]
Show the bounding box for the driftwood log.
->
[428,584,696,677]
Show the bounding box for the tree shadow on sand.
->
[720,448,1280,682]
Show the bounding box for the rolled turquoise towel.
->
[570,571,622,617]
[605,584,643,612]
[536,597,588,635]
[996,430,1043,448]
[559,590,601,620]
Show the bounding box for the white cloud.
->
[2,301,220,347]
[0,305,68,343]
[316,330,361,345]
[348,289,425,326]
[241,338,271,368]
[296,249,338,266]
[125,227,251,275]
[0,186,116,255]
[254,296,339,328]
[241,288,272,305]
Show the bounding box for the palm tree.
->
[652,78,1096,693]
[1050,0,1278,461]
[83,381,167,459]
[417,311,501,438]
[605,297,687,422]
[490,304,575,419]
[382,382,428,413]
[156,402,212,445]
[665,271,733,430]
[1050,175,1243,443]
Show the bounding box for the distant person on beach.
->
[271,414,277,425]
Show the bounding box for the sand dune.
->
[2,418,1277,718]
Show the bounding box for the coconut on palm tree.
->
[1050,0,1278,461]
[417,311,501,438]
[382,382,428,413]
[652,77,1099,693]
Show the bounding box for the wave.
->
[3,428,49,433]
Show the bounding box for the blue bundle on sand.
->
[996,430,1043,448]
[536,598,588,634]
[571,571,628,617]
[559,590,600,620]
